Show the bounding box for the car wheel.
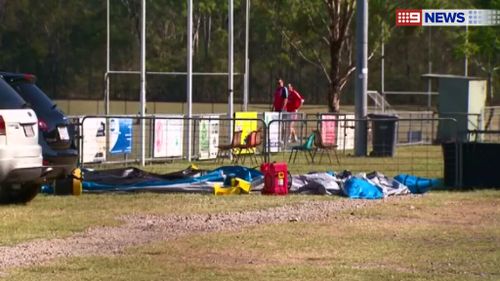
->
[0,183,40,204]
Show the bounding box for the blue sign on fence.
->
[109,118,133,154]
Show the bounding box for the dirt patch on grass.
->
[0,196,403,274]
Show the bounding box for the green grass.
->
[91,144,444,178]
[0,144,444,246]
[5,190,499,281]
[2,146,494,280]
[0,193,329,246]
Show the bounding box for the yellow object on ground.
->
[72,168,83,196]
[213,177,251,195]
[54,168,83,196]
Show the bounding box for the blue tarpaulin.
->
[343,177,384,199]
[394,174,440,194]
[78,166,263,193]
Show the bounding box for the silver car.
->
[0,78,48,204]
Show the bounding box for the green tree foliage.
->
[0,0,496,108]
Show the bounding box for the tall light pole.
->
[354,0,368,156]
[105,0,110,115]
[187,0,193,162]
[243,0,250,111]
[228,0,234,139]
[139,0,146,166]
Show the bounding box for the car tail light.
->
[23,74,37,82]
[43,159,49,166]
[0,116,5,135]
[38,119,48,132]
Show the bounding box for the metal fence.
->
[267,116,458,179]
[70,113,460,184]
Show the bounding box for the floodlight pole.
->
[381,23,385,113]
[427,27,432,110]
[105,0,110,116]
[187,0,193,162]
[243,0,250,111]
[228,0,234,141]
[465,25,469,76]
[354,0,368,156]
[139,0,146,166]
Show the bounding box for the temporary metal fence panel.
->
[152,114,184,158]
[77,115,267,167]
[261,112,305,153]
[191,114,225,160]
[74,114,461,186]
[267,117,458,180]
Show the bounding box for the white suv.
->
[0,78,46,204]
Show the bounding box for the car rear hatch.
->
[3,74,72,150]
[0,109,40,157]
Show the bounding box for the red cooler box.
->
[260,162,288,195]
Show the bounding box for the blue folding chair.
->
[288,132,315,164]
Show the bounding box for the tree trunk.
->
[328,83,341,112]
[328,39,341,112]
[487,71,493,105]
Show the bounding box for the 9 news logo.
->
[396,9,500,26]
[396,9,422,26]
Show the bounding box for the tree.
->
[456,0,500,103]
[278,0,396,112]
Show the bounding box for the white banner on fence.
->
[321,114,338,145]
[109,118,133,154]
[337,114,355,150]
[264,112,281,152]
[198,116,219,160]
[82,118,106,163]
[153,117,184,158]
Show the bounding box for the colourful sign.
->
[153,117,183,158]
[109,118,133,154]
[321,114,337,145]
[198,116,220,160]
[235,112,258,154]
[82,118,106,163]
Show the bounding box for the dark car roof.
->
[0,72,37,84]
[0,71,64,125]
[0,76,27,109]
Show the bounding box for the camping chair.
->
[216,130,242,164]
[288,132,315,164]
[253,129,264,164]
[234,130,258,164]
[312,130,340,165]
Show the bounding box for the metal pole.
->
[381,23,385,113]
[465,25,468,76]
[243,0,250,111]
[427,27,432,110]
[105,0,110,116]
[140,0,146,166]
[228,0,234,142]
[187,0,193,161]
[354,0,368,156]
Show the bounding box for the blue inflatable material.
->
[344,177,383,199]
[213,166,262,183]
[80,166,263,192]
[394,174,440,194]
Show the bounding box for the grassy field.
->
[91,144,445,178]
[3,190,499,281]
[1,149,497,280]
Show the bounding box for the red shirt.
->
[273,86,288,111]
[286,89,303,112]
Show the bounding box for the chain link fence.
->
[70,112,461,184]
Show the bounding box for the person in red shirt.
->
[286,83,304,142]
[272,78,288,112]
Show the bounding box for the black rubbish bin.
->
[368,114,398,157]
